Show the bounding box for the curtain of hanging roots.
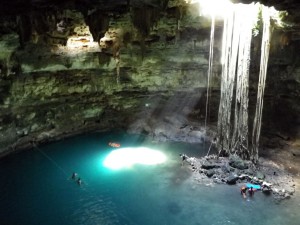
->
[218,4,259,158]
[205,15,215,135]
[218,7,234,153]
[217,18,226,153]
[252,6,272,163]
[231,4,257,159]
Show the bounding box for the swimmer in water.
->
[241,186,247,199]
[248,187,255,196]
[108,142,121,148]
[71,172,78,180]
[77,178,82,186]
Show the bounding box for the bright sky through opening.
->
[186,0,233,18]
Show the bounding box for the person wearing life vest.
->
[108,142,121,148]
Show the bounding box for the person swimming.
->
[241,186,247,198]
[108,142,121,148]
[77,178,82,186]
[71,172,78,180]
[248,187,255,196]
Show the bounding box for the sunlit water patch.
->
[103,147,167,169]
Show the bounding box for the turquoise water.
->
[0,131,299,225]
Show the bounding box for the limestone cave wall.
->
[0,0,300,156]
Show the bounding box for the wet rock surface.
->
[0,0,299,158]
[182,153,296,201]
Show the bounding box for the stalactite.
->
[85,11,109,42]
[131,6,161,59]
[131,7,160,37]
[175,5,187,42]
[252,6,272,163]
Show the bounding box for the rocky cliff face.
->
[0,0,299,156]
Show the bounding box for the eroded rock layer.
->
[0,0,299,158]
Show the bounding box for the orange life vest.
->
[108,142,121,148]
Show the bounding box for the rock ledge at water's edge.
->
[182,154,296,201]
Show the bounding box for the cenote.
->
[1,2,300,223]
[1,131,299,225]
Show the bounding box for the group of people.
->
[241,186,255,198]
[71,172,82,186]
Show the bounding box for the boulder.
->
[221,165,230,173]
[229,156,248,170]
[201,162,221,169]
[205,169,215,178]
[255,171,265,180]
[262,187,272,195]
[226,174,239,184]
[244,168,254,175]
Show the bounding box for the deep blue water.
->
[0,131,299,225]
